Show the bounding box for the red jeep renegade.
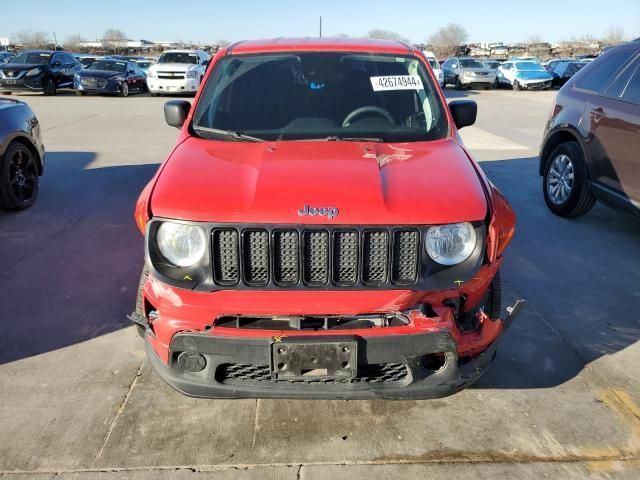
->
[131,38,522,399]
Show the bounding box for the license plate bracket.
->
[271,337,357,380]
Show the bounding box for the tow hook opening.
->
[420,353,447,372]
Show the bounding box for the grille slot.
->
[392,230,419,284]
[303,231,329,285]
[212,229,240,285]
[273,230,299,285]
[209,226,422,288]
[243,230,270,285]
[362,231,389,285]
[333,231,359,285]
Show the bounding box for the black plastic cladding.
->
[146,219,487,292]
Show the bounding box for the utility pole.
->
[319,16,322,38]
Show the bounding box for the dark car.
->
[540,40,640,218]
[549,61,586,87]
[0,52,15,64]
[0,98,45,210]
[544,58,573,71]
[74,59,147,97]
[0,50,82,96]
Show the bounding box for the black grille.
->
[211,227,420,288]
[217,362,408,384]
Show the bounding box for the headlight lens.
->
[147,70,156,78]
[186,70,197,78]
[156,222,207,267]
[426,222,476,266]
[463,71,473,77]
[26,68,42,77]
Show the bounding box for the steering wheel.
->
[342,106,395,128]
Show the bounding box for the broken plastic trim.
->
[213,312,411,331]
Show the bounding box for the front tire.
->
[542,142,596,217]
[0,142,39,210]
[455,76,464,90]
[512,80,521,91]
[43,77,56,96]
[119,82,129,97]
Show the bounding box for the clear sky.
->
[2,0,639,45]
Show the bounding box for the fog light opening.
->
[420,353,447,372]
[176,352,206,372]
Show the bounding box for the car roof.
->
[228,38,414,55]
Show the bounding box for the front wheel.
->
[0,142,39,210]
[542,142,596,217]
[455,76,464,90]
[43,77,56,96]
[119,82,129,97]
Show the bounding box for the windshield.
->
[158,52,198,64]
[192,52,448,142]
[87,60,127,72]
[484,61,500,69]
[136,61,153,68]
[426,58,439,69]
[516,62,544,71]
[10,52,51,65]
[459,59,485,69]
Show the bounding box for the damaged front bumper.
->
[132,300,525,400]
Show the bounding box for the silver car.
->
[442,57,497,89]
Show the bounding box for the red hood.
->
[150,138,487,225]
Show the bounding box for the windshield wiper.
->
[324,136,384,142]
[192,126,264,142]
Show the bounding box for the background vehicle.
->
[132,38,520,400]
[134,59,155,75]
[0,50,82,96]
[483,59,502,70]
[146,49,209,95]
[549,61,586,87]
[442,57,496,89]
[497,61,553,90]
[0,98,45,210]
[423,50,444,86]
[540,40,640,217]
[73,54,102,69]
[74,59,147,97]
[544,58,573,71]
[0,52,15,64]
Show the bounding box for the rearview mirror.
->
[449,100,477,129]
[164,100,191,128]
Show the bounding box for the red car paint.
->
[134,38,518,399]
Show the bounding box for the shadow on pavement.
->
[443,88,480,99]
[475,156,640,389]
[0,152,158,364]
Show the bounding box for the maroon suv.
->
[540,40,640,218]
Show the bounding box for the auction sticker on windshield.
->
[370,75,424,91]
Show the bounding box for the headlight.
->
[425,222,476,266]
[186,70,197,78]
[463,71,473,77]
[26,68,42,77]
[147,70,156,78]
[156,222,207,267]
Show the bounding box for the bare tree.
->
[216,40,230,47]
[525,34,543,45]
[102,29,128,52]
[427,24,469,58]
[366,29,409,43]
[64,34,86,51]
[12,30,50,48]
[604,25,625,45]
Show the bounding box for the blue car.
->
[497,61,553,90]
[74,59,147,97]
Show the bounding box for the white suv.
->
[422,50,443,87]
[147,49,210,95]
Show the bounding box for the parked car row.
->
[0,49,210,97]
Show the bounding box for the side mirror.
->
[449,100,477,129]
[164,100,191,128]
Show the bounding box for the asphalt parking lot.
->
[0,89,639,479]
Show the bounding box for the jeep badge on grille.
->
[298,204,339,219]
